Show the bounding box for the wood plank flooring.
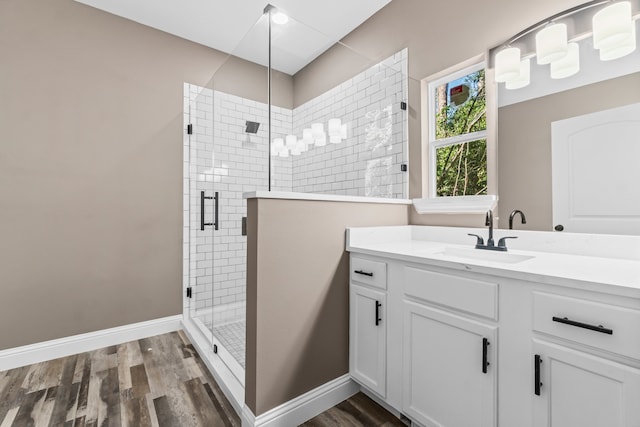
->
[0,332,404,427]
[0,331,238,427]
[302,392,405,427]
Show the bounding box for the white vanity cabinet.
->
[402,266,498,427]
[531,291,640,427]
[347,225,640,427]
[349,256,388,398]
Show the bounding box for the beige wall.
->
[0,0,292,350]
[497,72,640,231]
[245,198,408,415]
[292,0,589,224]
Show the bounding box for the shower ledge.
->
[243,191,412,205]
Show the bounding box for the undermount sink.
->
[438,246,535,264]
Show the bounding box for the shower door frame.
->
[182,83,245,413]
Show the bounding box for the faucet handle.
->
[497,236,518,249]
[468,233,485,247]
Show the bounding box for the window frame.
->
[427,58,490,198]
[424,58,494,199]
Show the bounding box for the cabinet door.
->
[403,301,497,427]
[350,284,386,397]
[533,340,640,427]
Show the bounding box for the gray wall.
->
[0,0,292,350]
[246,198,408,415]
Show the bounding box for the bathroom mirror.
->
[495,19,640,234]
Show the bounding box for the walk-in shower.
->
[182,3,409,412]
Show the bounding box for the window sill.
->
[412,195,497,214]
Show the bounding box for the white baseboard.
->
[0,315,182,372]
[242,374,360,427]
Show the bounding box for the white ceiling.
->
[74,0,392,75]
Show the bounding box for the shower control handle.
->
[200,191,219,231]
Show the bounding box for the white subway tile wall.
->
[183,49,408,327]
[291,49,408,198]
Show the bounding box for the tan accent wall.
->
[497,72,640,231]
[245,198,408,415]
[0,0,292,350]
[292,0,589,226]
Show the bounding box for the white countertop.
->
[347,226,640,298]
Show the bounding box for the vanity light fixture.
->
[505,58,531,89]
[536,23,569,64]
[495,47,522,82]
[599,22,636,59]
[550,42,580,78]
[593,2,634,50]
[490,0,640,90]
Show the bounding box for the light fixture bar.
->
[503,0,607,46]
[489,0,609,66]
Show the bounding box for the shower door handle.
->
[213,191,219,230]
[201,191,218,231]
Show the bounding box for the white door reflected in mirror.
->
[552,101,640,235]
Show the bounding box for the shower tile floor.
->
[212,319,246,369]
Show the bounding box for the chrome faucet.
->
[509,209,527,230]
[468,210,517,251]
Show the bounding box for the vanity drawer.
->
[533,292,640,360]
[350,256,387,290]
[404,266,498,320]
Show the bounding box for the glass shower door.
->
[186,83,216,346]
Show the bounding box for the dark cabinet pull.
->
[375,301,382,326]
[534,354,542,396]
[552,316,613,335]
[354,270,373,277]
[200,191,219,231]
[482,338,490,373]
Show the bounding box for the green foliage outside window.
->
[434,70,487,196]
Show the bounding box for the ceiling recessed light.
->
[272,11,289,25]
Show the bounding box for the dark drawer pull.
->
[552,316,613,335]
[354,270,373,277]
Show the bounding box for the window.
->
[428,62,487,197]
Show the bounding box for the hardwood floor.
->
[0,331,238,427]
[0,332,403,427]
[301,392,405,427]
